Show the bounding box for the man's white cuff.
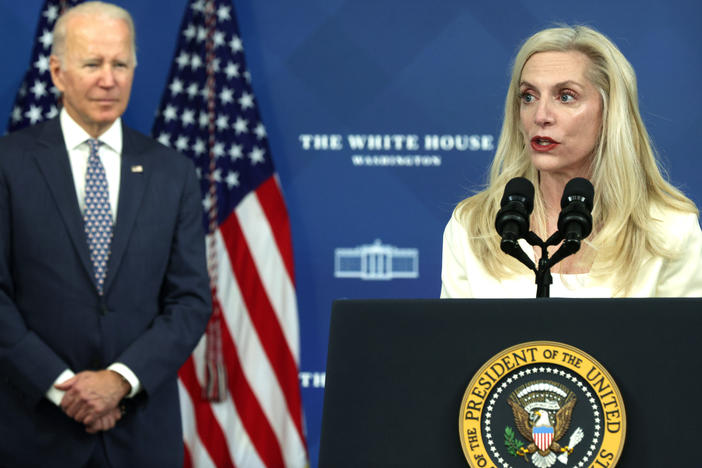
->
[107,362,141,398]
[46,369,76,406]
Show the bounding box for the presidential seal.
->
[459,341,625,468]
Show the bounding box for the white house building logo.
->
[334,239,418,280]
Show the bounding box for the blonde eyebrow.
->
[519,80,584,89]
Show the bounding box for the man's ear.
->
[49,55,65,93]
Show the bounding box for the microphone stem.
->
[535,245,552,298]
[501,230,580,298]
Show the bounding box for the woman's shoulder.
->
[444,205,468,241]
[649,202,699,231]
[452,190,493,220]
[647,202,701,254]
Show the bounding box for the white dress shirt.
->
[46,110,141,406]
[61,107,122,221]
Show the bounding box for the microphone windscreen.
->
[501,177,535,213]
[560,177,594,211]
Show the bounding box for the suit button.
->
[90,359,101,369]
[99,305,108,316]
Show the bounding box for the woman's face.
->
[519,50,603,180]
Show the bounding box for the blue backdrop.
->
[2,1,701,466]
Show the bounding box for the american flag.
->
[7,0,82,134]
[151,1,308,467]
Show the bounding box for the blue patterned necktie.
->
[84,139,113,295]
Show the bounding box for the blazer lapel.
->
[103,128,149,294]
[32,119,95,284]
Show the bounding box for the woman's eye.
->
[521,92,535,103]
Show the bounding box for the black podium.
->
[318,298,702,467]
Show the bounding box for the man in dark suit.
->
[0,2,211,466]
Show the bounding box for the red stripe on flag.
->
[183,442,192,468]
[255,176,296,284]
[219,212,306,446]
[214,293,286,467]
[179,357,236,468]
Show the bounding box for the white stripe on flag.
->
[188,337,267,468]
[179,379,217,468]
[236,191,300,362]
[213,398,267,468]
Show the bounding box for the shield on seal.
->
[532,426,554,451]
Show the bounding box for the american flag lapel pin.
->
[131,165,143,173]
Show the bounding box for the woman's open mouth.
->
[531,136,559,152]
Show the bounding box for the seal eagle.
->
[507,390,577,468]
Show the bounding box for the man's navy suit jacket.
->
[0,118,212,467]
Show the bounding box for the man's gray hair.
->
[51,1,137,66]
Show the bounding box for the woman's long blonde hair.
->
[456,25,696,295]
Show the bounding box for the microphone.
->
[557,177,594,247]
[495,178,535,271]
[495,177,534,244]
